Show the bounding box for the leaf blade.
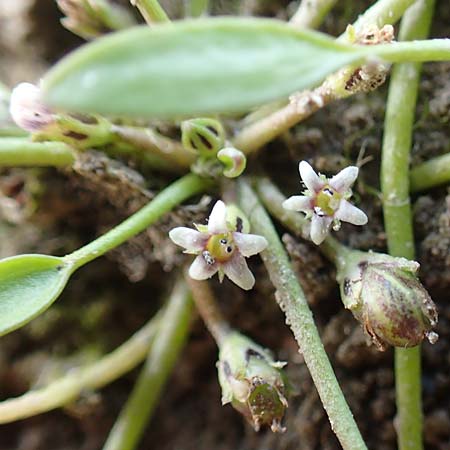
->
[42,18,364,118]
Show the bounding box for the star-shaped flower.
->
[169,200,268,290]
[283,161,368,245]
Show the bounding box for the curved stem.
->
[410,153,450,192]
[130,0,170,24]
[102,277,193,450]
[290,0,337,29]
[185,275,231,346]
[65,173,212,269]
[237,178,367,450]
[0,138,75,167]
[0,312,161,424]
[381,1,435,449]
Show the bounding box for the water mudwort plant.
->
[0,0,449,449]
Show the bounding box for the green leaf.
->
[42,17,364,118]
[0,254,73,336]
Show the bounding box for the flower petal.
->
[208,200,228,234]
[233,232,267,257]
[299,161,324,193]
[282,195,312,212]
[335,199,368,225]
[222,253,255,290]
[310,215,332,245]
[169,227,207,253]
[329,166,359,193]
[189,254,219,280]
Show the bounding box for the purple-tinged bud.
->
[217,147,247,178]
[217,332,288,432]
[9,83,55,133]
[336,250,438,351]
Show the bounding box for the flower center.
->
[315,186,341,216]
[206,232,235,263]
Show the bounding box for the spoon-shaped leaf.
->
[0,254,73,336]
[42,17,364,118]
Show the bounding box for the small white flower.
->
[169,200,268,290]
[9,83,54,133]
[283,161,368,245]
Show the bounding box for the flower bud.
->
[181,118,225,157]
[336,250,438,350]
[217,332,287,432]
[217,147,247,178]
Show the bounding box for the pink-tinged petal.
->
[310,215,332,245]
[9,83,54,132]
[329,166,359,192]
[335,200,368,225]
[282,195,312,212]
[168,227,207,253]
[299,161,324,193]
[233,232,267,257]
[208,200,228,234]
[222,253,255,290]
[189,255,219,280]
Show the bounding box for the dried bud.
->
[217,332,287,432]
[336,250,438,350]
[181,118,225,157]
[217,147,247,178]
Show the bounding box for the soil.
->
[0,1,449,449]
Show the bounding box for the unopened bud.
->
[217,332,287,432]
[217,147,247,178]
[181,118,225,157]
[336,250,438,351]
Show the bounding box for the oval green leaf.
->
[42,17,365,118]
[0,254,73,336]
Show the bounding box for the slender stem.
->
[237,178,367,450]
[381,1,435,449]
[410,153,450,192]
[112,125,194,170]
[130,0,170,24]
[186,0,209,17]
[232,0,416,154]
[185,275,231,345]
[0,311,161,424]
[102,278,193,450]
[290,0,338,29]
[66,173,212,269]
[0,138,75,167]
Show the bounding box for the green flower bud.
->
[217,147,247,178]
[181,118,225,157]
[336,250,438,350]
[217,332,287,432]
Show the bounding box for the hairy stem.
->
[410,152,450,192]
[130,0,170,24]
[0,138,75,167]
[290,0,338,29]
[102,278,193,450]
[237,178,367,450]
[381,1,435,449]
[66,173,212,269]
[0,311,161,423]
[185,275,231,345]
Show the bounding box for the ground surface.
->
[0,1,449,449]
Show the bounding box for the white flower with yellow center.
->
[169,200,268,290]
[283,161,368,245]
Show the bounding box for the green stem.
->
[186,0,209,17]
[410,153,450,192]
[65,173,212,269]
[0,138,76,167]
[237,178,367,450]
[130,0,170,24]
[290,0,338,29]
[0,311,160,424]
[381,1,435,449]
[102,278,193,450]
[185,275,231,346]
